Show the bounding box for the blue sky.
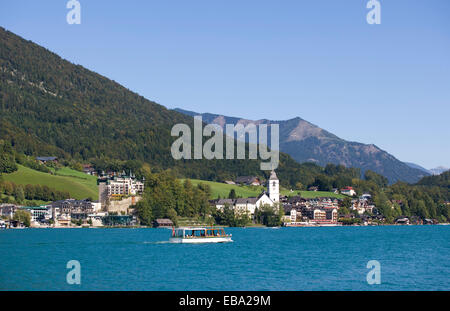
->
[1,0,449,169]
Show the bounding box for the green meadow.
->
[2,165,98,200]
[280,189,345,199]
[187,179,344,200]
[2,166,344,203]
[185,179,263,198]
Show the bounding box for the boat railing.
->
[171,227,231,238]
[183,234,231,238]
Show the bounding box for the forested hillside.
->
[416,170,450,188]
[0,26,297,184]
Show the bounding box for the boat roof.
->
[175,227,225,230]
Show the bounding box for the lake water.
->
[0,226,449,291]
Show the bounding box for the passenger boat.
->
[169,227,233,244]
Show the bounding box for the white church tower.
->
[267,170,279,203]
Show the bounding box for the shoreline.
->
[2,223,449,230]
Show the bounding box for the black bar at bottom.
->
[0,291,448,309]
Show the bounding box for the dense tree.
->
[255,204,283,227]
[135,199,152,226]
[416,170,450,188]
[212,203,251,227]
[295,182,304,190]
[365,170,389,188]
[340,197,353,209]
[13,209,31,227]
[0,141,17,174]
[135,171,212,226]
[13,185,25,203]
[228,189,236,199]
[0,180,69,202]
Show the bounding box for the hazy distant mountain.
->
[405,163,448,176]
[175,108,430,184]
[405,162,432,174]
[429,166,449,175]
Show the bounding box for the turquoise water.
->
[0,226,449,290]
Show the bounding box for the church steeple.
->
[267,170,279,203]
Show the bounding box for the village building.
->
[85,212,107,227]
[20,205,52,223]
[234,194,273,215]
[35,156,58,164]
[82,164,97,176]
[282,204,300,223]
[102,215,136,226]
[7,219,27,228]
[282,195,340,225]
[289,207,297,222]
[234,197,259,214]
[341,186,356,196]
[98,173,145,204]
[423,218,436,225]
[298,206,338,224]
[395,217,410,225]
[153,218,174,228]
[51,199,94,221]
[360,193,372,200]
[279,195,290,204]
[287,195,304,206]
[56,214,71,227]
[213,198,235,210]
[0,204,19,219]
[267,170,280,203]
[351,198,376,215]
[107,176,144,196]
[234,176,262,186]
[91,200,102,212]
[98,172,145,208]
[283,204,338,225]
[211,192,275,216]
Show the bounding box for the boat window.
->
[193,230,205,237]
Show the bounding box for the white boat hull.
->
[169,236,233,244]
